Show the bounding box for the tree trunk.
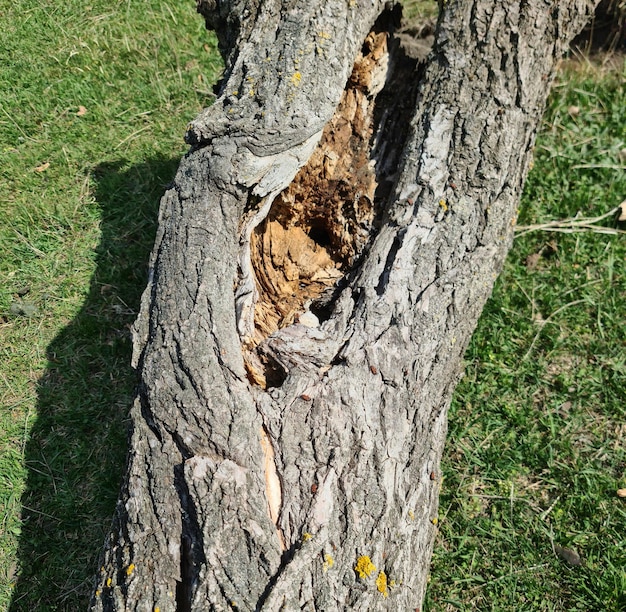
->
[91,1,596,610]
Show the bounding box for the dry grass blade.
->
[515,206,625,237]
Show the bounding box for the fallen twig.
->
[515,206,625,238]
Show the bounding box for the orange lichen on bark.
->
[376,571,389,597]
[354,555,377,579]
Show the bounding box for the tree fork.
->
[91,1,598,610]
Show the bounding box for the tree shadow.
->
[10,156,180,611]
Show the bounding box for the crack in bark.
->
[138,389,163,443]
[173,458,207,612]
[260,426,286,550]
[375,226,406,295]
[254,536,302,611]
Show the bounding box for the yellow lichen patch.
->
[439,199,448,212]
[354,555,376,579]
[376,571,389,597]
[303,532,313,542]
[431,517,439,526]
[323,553,334,572]
[155,608,160,612]
[408,509,415,520]
[291,71,302,86]
[126,563,136,576]
[106,577,112,588]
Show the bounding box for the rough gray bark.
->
[91,1,597,610]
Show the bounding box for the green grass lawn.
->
[0,1,624,610]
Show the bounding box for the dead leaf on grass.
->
[616,200,626,222]
[554,544,582,566]
[617,488,626,498]
[34,162,50,172]
[525,252,541,270]
[567,105,580,117]
[76,105,87,116]
[525,241,559,270]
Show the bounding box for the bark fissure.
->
[255,536,302,612]
[259,426,285,548]
[173,461,205,612]
[375,226,406,295]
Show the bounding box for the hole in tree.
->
[239,5,427,389]
[308,226,332,247]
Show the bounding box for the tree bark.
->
[91,1,597,610]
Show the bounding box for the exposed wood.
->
[91,1,598,610]
[244,25,419,387]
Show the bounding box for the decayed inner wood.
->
[241,16,427,388]
[249,30,389,349]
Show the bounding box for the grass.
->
[402,0,439,21]
[0,1,623,611]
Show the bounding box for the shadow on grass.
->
[10,157,180,611]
